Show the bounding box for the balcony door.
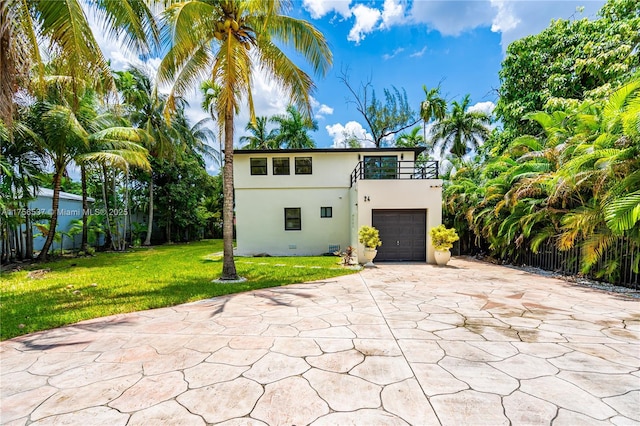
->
[363,156,397,179]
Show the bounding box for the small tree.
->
[340,69,420,147]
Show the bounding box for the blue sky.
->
[94,0,607,172]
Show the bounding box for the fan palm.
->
[431,94,491,159]
[158,0,332,279]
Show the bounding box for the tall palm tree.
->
[430,94,491,159]
[240,116,277,149]
[420,85,446,147]
[270,105,317,149]
[115,66,180,246]
[200,79,223,167]
[158,0,332,279]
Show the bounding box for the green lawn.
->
[0,240,357,340]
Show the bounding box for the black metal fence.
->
[350,160,439,186]
[512,239,639,290]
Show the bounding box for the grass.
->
[0,240,357,340]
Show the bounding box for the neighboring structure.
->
[30,188,94,251]
[233,148,443,264]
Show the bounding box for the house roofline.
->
[36,187,95,202]
[232,147,426,155]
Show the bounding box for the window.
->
[285,208,301,230]
[321,207,332,218]
[250,158,267,175]
[273,157,290,175]
[363,156,398,179]
[295,157,312,174]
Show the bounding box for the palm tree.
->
[200,79,223,167]
[270,105,317,149]
[0,110,45,259]
[1,0,158,124]
[396,126,424,147]
[158,0,332,280]
[115,66,180,246]
[431,94,491,159]
[240,116,277,149]
[420,85,446,147]
[30,75,150,260]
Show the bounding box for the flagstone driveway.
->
[2,258,639,425]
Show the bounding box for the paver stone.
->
[177,377,263,424]
[251,377,329,425]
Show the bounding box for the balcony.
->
[350,160,439,187]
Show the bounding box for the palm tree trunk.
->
[144,178,154,245]
[14,222,22,260]
[101,165,113,250]
[221,108,238,280]
[37,168,63,261]
[111,169,120,251]
[122,169,129,250]
[80,164,89,252]
[24,199,33,259]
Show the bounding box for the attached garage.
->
[372,209,426,261]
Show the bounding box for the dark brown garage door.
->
[372,209,426,261]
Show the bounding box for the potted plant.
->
[358,225,382,266]
[430,224,459,266]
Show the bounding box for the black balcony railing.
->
[350,160,438,187]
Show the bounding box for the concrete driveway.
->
[2,258,639,425]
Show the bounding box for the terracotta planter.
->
[434,249,451,266]
[363,248,377,266]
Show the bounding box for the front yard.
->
[0,240,357,340]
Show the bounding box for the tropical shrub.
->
[358,226,382,249]
[430,225,459,251]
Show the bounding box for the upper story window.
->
[320,207,332,218]
[363,156,397,179]
[250,158,267,175]
[273,157,290,175]
[295,157,312,175]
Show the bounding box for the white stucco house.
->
[233,147,443,264]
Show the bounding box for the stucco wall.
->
[352,179,443,264]
[235,188,351,256]
[234,148,438,260]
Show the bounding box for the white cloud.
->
[407,0,605,49]
[410,46,427,58]
[348,4,382,44]
[303,0,353,19]
[317,104,334,116]
[310,96,334,120]
[468,101,495,116]
[326,121,375,148]
[382,47,405,61]
[490,1,604,48]
[490,0,520,33]
[409,1,495,36]
[381,0,405,28]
